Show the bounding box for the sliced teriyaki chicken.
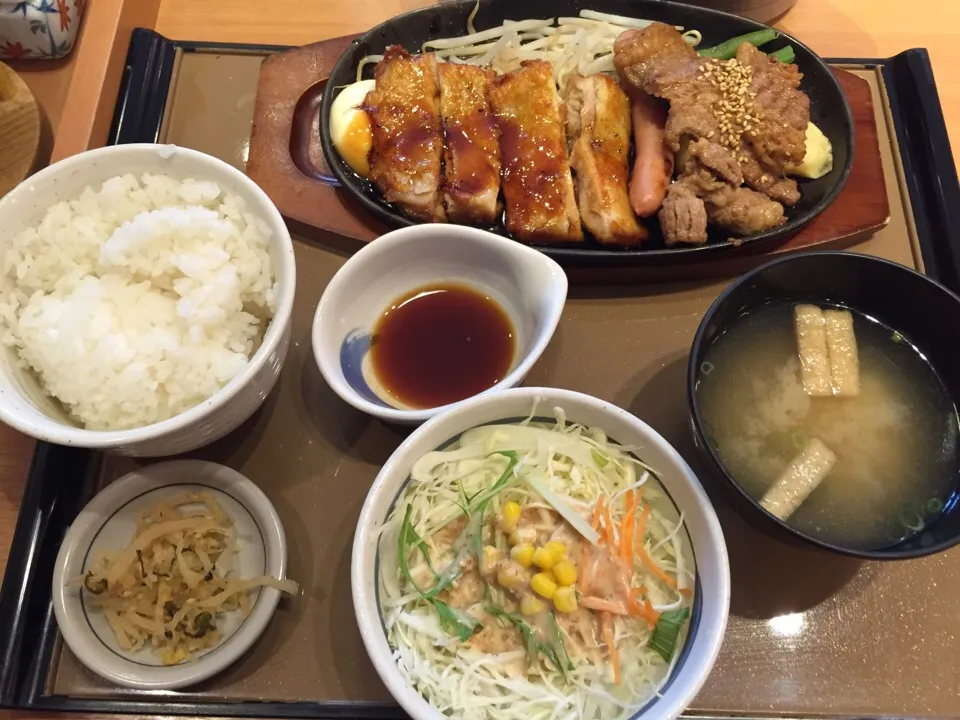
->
[564,74,647,245]
[364,46,446,222]
[438,63,501,225]
[488,60,582,243]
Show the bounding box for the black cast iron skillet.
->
[318,0,854,267]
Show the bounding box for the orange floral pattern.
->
[56,0,69,32]
[0,40,29,60]
[0,0,84,60]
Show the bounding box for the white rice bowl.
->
[0,172,276,431]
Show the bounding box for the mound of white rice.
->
[0,173,276,431]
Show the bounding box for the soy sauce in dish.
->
[370,283,515,409]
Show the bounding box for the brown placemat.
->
[47,52,960,718]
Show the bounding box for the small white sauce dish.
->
[52,460,290,690]
[351,387,731,720]
[312,225,568,424]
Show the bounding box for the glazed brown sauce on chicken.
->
[371,283,515,409]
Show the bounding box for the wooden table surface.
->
[1,0,958,717]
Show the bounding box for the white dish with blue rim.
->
[51,460,289,689]
[312,224,567,424]
[351,386,731,720]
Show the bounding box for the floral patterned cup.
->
[0,0,84,60]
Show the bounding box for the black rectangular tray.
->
[1,27,959,719]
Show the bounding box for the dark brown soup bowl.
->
[688,251,960,560]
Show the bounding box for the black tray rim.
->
[317,0,856,267]
[1,28,960,720]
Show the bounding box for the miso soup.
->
[696,302,959,550]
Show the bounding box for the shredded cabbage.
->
[379,410,695,720]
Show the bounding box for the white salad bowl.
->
[0,143,296,456]
[312,224,567,424]
[352,386,731,720]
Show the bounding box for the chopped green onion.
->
[791,431,807,449]
[399,506,482,641]
[891,331,905,344]
[432,600,482,641]
[547,612,574,675]
[926,497,945,515]
[474,503,487,565]
[591,448,609,468]
[397,453,520,640]
[698,29,778,59]
[399,504,463,600]
[486,606,569,677]
[470,451,519,511]
[399,451,518,601]
[897,502,925,533]
[486,607,538,661]
[648,607,690,662]
[83,572,107,594]
[769,45,796,64]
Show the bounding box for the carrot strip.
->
[591,495,605,532]
[627,587,660,625]
[634,503,679,589]
[579,545,591,593]
[601,613,620,686]
[581,496,607,592]
[619,490,634,563]
[679,588,693,598]
[603,504,615,548]
[639,546,678,588]
[581,596,630,615]
[621,490,643,564]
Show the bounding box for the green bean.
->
[769,45,796,64]
[697,29,779,59]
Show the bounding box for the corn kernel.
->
[532,545,560,570]
[544,541,567,560]
[553,586,578,613]
[520,595,546,616]
[496,564,526,589]
[531,572,558,600]
[499,501,522,533]
[510,543,535,568]
[553,559,577,587]
[481,546,501,575]
[509,527,537,546]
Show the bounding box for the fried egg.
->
[329,80,375,177]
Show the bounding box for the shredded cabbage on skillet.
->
[356,6,702,88]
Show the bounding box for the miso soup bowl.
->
[352,387,731,720]
[688,251,960,560]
